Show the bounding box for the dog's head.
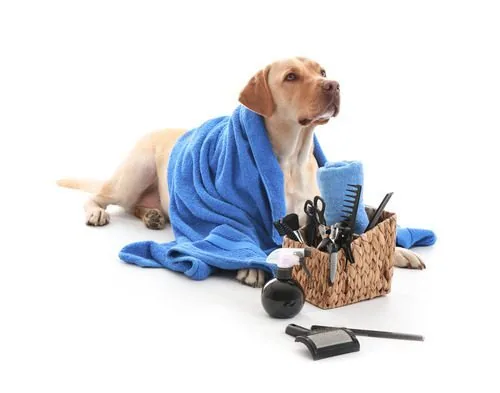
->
[239,57,340,126]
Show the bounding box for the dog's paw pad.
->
[236,269,266,288]
[395,247,426,269]
[144,209,166,230]
[86,208,110,226]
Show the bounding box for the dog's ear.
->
[239,65,275,117]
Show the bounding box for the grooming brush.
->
[285,324,360,360]
[364,192,393,232]
[273,220,295,240]
[273,219,305,243]
[282,214,305,244]
[310,325,424,342]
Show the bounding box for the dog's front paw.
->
[236,269,266,288]
[86,208,110,226]
[394,247,426,269]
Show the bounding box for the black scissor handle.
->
[304,199,315,216]
[313,196,326,224]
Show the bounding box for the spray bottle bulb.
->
[266,248,312,278]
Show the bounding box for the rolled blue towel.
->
[317,160,369,234]
[396,227,437,248]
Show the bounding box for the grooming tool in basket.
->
[317,236,332,252]
[305,196,326,225]
[273,220,297,241]
[338,225,355,265]
[304,196,326,247]
[282,213,306,243]
[337,184,363,264]
[317,225,340,285]
[317,224,335,251]
[364,192,394,233]
[326,241,339,285]
[304,213,314,246]
[329,225,340,284]
[282,213,300,231]
[318,223,329,238]
[340,184,362,234]
[285,324,360,360]
[310,324,424,342]
[273,216,305,244]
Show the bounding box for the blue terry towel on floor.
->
[118,105,327,280]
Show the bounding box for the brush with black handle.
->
[364,192,394,232]
[273,214,305,243]
[286,323,424,342]
[310,325,424,341]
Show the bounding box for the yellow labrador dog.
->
[58,57,424,287]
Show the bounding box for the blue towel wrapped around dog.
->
[118,105,327,280]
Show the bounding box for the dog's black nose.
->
[323,81,340,92]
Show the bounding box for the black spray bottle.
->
[261,248,312,319]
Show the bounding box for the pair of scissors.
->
[303,196,326,246]
[304,196,326,225]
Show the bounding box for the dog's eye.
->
[320,69,327,77]
[285,73,297,81]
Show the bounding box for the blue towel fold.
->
[396,227,437,248]
[118,105,327,280]
[317,160,370,234]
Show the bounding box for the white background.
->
[1,0,499,392]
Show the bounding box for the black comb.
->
[340,184,362,233]
[336,184,362,265]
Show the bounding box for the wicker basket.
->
[283,207,397,309]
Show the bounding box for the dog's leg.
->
[394,247,426,269]
[131,181,168,230]
[236,268,267,288]
[82,136,159,226]
[134,206,167,230]
[84,193,114,226]
[57,178,115,226]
